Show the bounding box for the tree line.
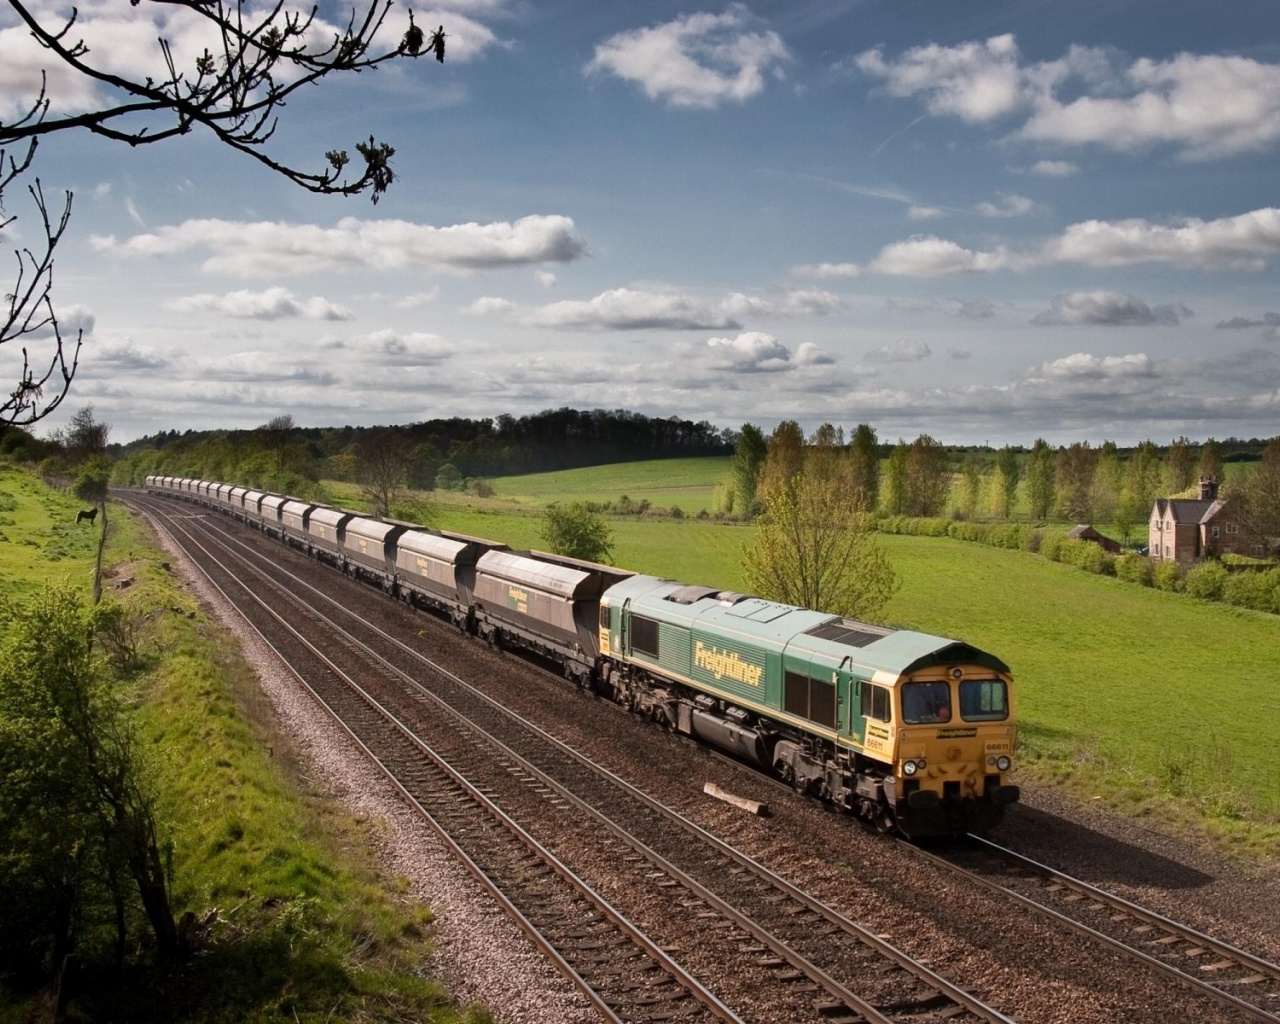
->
[102,408,735,498]
[725,423,1278,548]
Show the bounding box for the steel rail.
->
[130,497,745,1024]
[902,836,1280,1024]
[141,491,1019,1024]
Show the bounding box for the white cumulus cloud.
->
[91,215,589,277]
[167,287,353,320]
[704,331,833,372]
[1032,291,1192,326]
[523,288,741,331]
[586,4,789,109]
[857,35,1280,160]
[865,338,932,363]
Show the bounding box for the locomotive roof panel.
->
[477,550,602,600]
[612,577,832,643]
[397,528,472,563]
[786,627,1010,678]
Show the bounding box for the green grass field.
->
[423,484,1280,854]
[487,456,731,514]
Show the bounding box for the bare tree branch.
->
[0,0,441,428]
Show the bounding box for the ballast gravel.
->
[151,520,602,1024]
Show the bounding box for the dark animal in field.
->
[76,508,98,524]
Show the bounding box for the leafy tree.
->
[357,428,415,517]
[904,434,949,516]
[434,462,463,491]
[258,414,301,476]
[1091,441,1123,526]
[730,423,767,518]
[994,445,1021,519]
[806,422,844,482]
[743,473,898,618]
[1165,436,1196,493]
[756,420,806,497]
[1197,438,1225,485]
[2,0,442,428]
[848,423,880,511]
[1227,438,1280,555]
[1115,440,1163,544]
[541,502,613,563]
[958,457,984,520]
[881,440,909,515]
[0,584,178,978]
[1025,439,1056,520]
[1054,441,1098,521]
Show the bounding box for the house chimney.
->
[1199,477,1218,500]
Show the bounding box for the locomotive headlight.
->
[902,759,918,776]
[996,755,1011,772]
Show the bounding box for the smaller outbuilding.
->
[1066,524,1122,553]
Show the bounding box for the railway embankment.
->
[0,466,488,1024]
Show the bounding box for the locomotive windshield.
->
[901,681,951,724]
[959,679,1009,721]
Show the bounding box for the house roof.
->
[1153,497,1219,524]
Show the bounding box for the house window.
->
[1164,545,1171,557]
[1211,526,1220,539]
[1226,523,1239,534]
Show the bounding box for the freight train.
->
[144,475,1019,838]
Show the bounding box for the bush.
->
[1114,553,1154,586]
[1153,562,1183,592]
[1222,569,1280,614]
[1184,561,1230,601]
[876,515,948,537]
[1066,540,1115,576]
[1039,533,1068,562]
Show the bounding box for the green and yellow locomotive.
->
[597,575,1018,837]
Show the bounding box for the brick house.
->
[1149,479,1256,563]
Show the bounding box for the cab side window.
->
[860,682,890,722]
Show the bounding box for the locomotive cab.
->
[881,666,1019,836]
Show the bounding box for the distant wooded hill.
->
[117,407,737,478]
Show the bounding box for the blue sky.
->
[3,0,1279,444]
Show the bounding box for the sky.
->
[3,0,1279,446]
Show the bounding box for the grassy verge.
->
[0,467,484,1024]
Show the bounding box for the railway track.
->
[131,496,738,1024]
[908,835,1280,1023]
[129,493,1020,1024]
